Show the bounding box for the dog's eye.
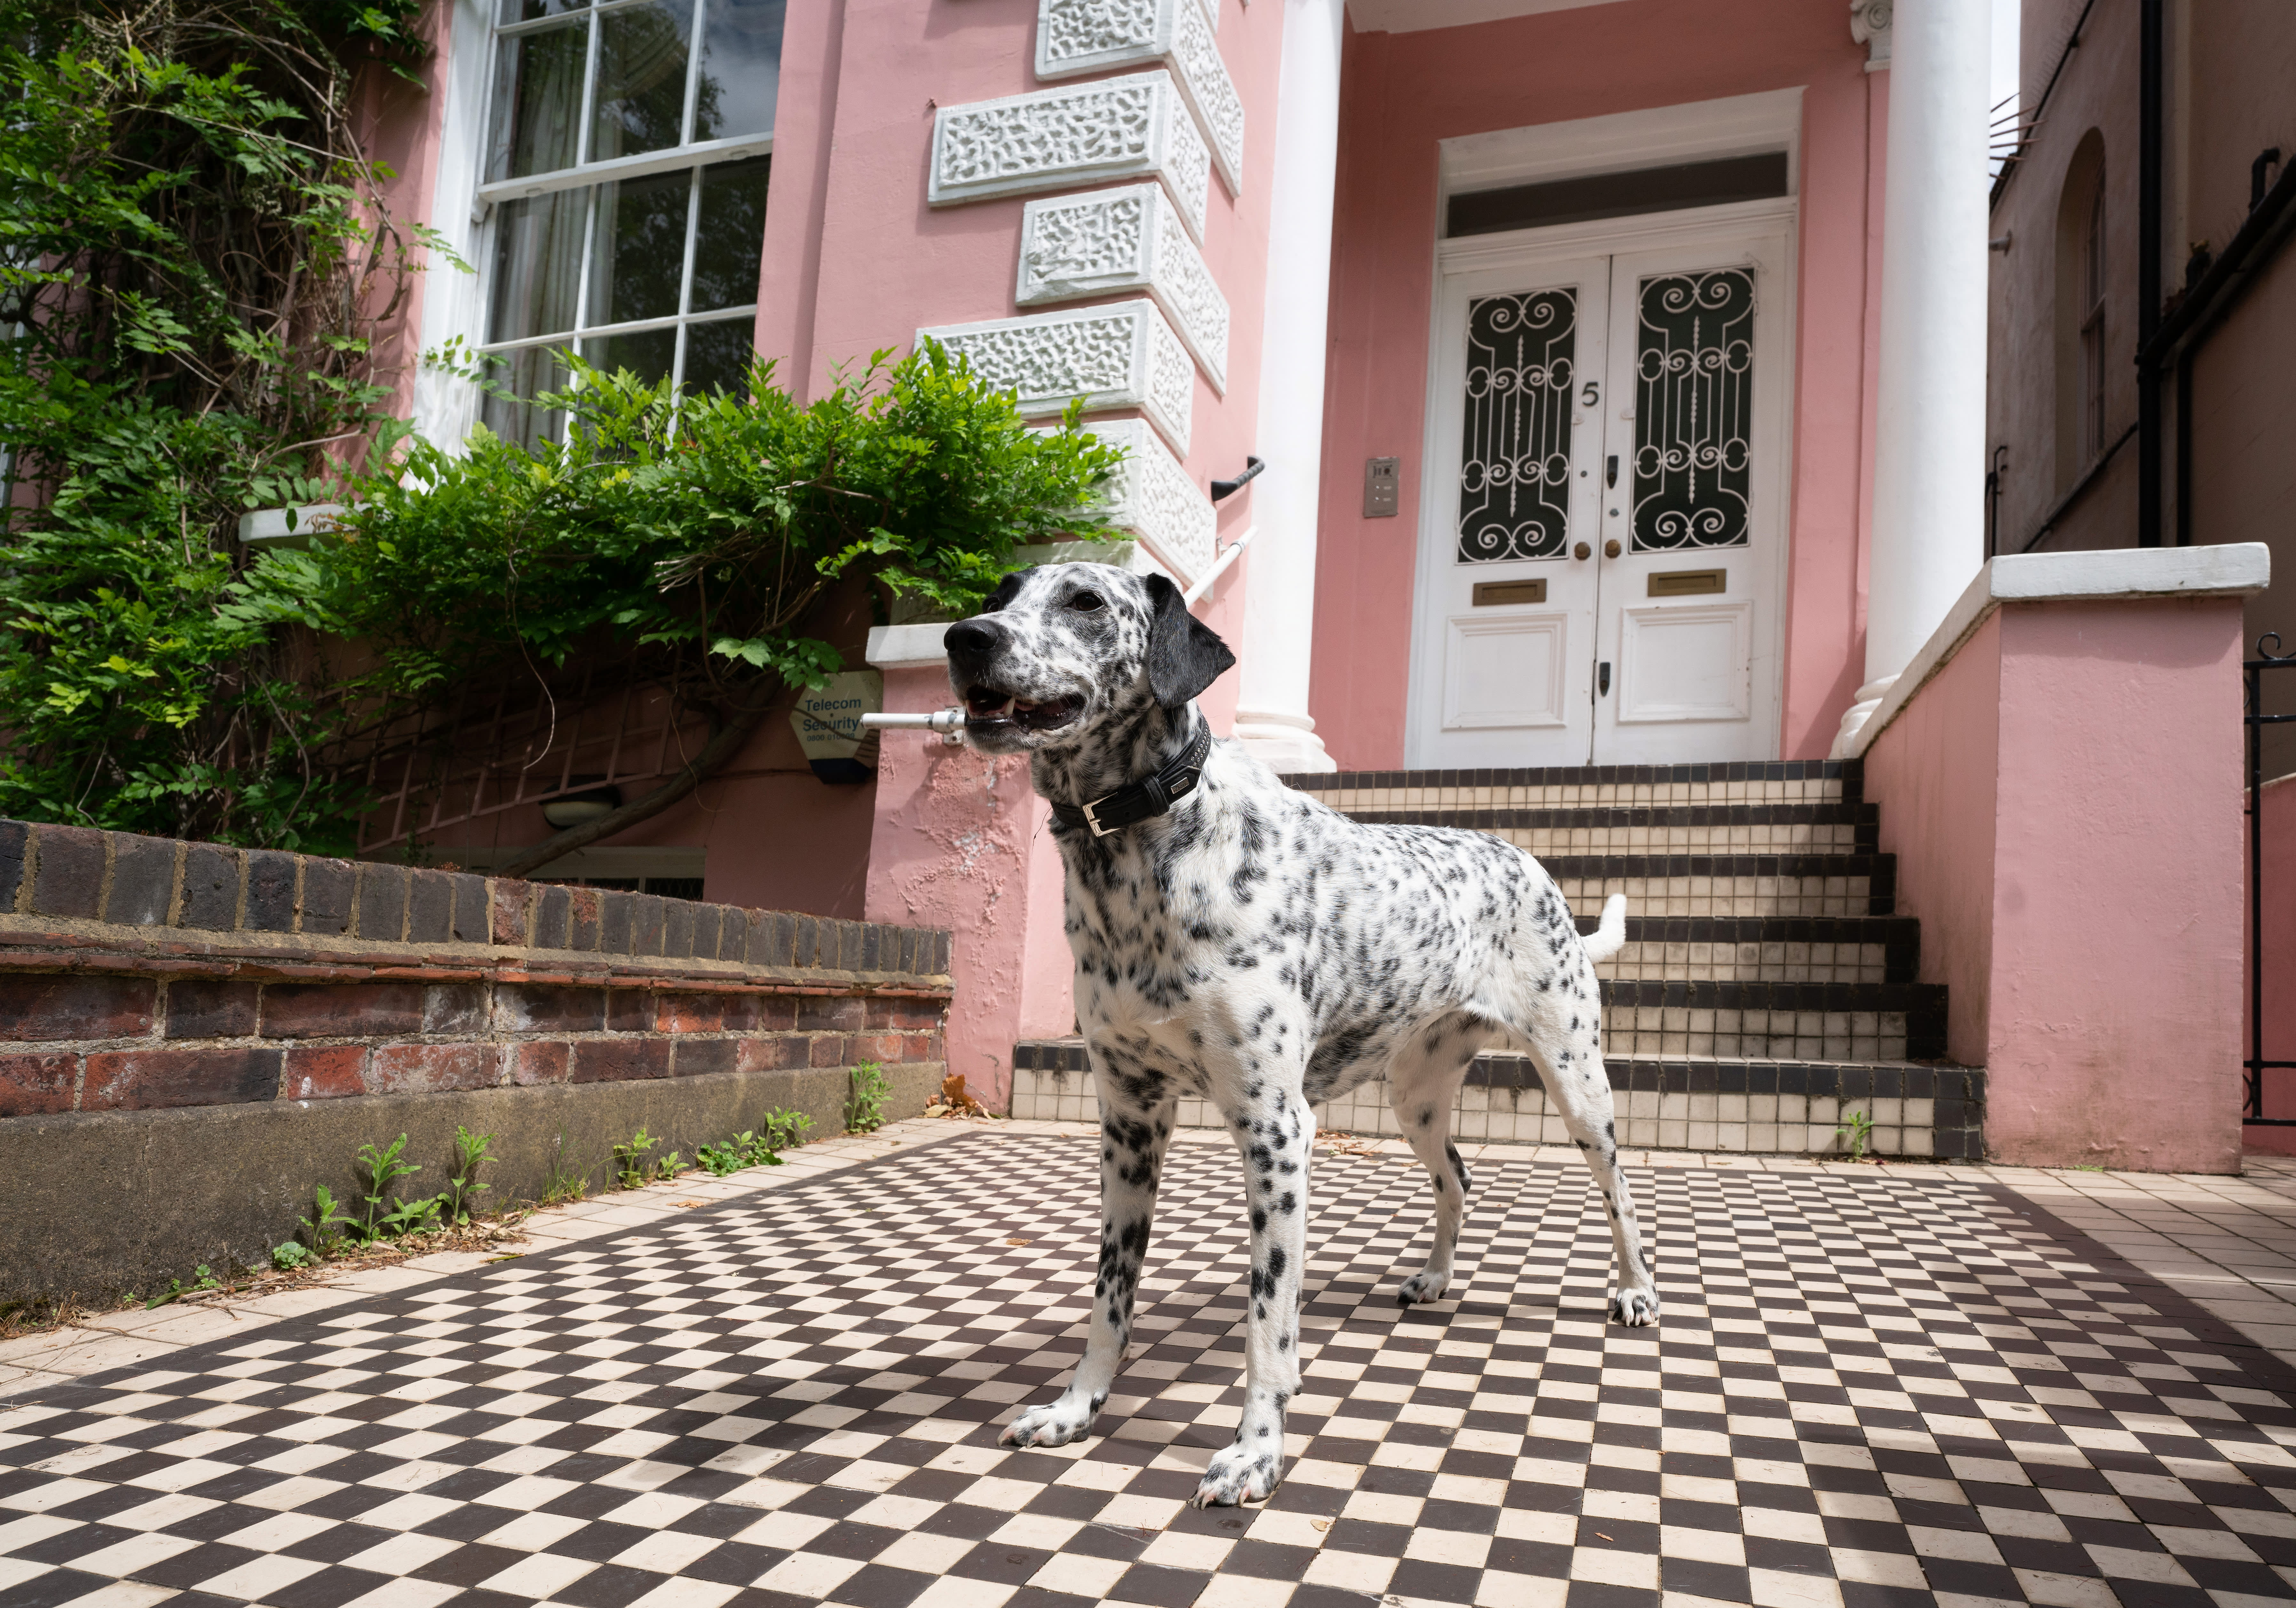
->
[1068,591,1106,613]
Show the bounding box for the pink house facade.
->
[378,0,2271,1170]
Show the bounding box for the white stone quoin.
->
[1233,0,1345,773]
[1832,0,1988,758]
[926,72,1210,242]
[1068,417,1216,582]
[1017,185,1229,391]
[1036,0,1245,196]
[919,300,1195,458]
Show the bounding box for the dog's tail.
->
[1581,893,1629,965]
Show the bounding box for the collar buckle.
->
[1080,796,1120,838]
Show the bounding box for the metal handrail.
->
[2245,632,2296,1124]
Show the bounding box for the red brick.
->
[606,991,653,1032]
[510,1040,572,1086]
[657,993,724,1033]
[491,880,532,946]
[569,1038,672,1083]
[754,997,798,1030]
[0,1052,78,1115]
[905,1033,941,1063]
[261,982,424,1039]
[866,999,943,1031]
[281,1045,367,1100]
[163,981,259,1040]
[83,1046,280,1110]
[796,997,865,1032]
[367,1042,501,1095]
[808,1034,849,1068]
[0,974,156,1041]
[673,1038,738,1077]
[495,985,604,1033]
[736,1036,809,1073]
[850,1033,907,1065]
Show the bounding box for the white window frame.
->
[416,0,772,447]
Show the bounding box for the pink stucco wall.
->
[1865,596,2249,1173]
[362,0,458,438]
[1309,0,1884,769]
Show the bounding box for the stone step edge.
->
[1340,802,1880,828]
[1280,759,1861,792]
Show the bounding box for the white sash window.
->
[472,0,784,443]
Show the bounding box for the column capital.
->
[1850,0,1892,70]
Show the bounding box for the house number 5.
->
[1581,382,1600,407]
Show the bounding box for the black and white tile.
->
[4,1132,2294,1608]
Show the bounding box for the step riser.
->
[1009,1062,1982,1159]
[1604,1009,1910,1063]
[1307,782,1849,811]
[1551,875,1885,919]
[1598,942,1896,985]
[1387,824,1875,855]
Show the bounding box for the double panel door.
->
[1407,217,1792,769]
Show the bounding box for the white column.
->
[1231,0,1344,773]
[1831,0,1992,758]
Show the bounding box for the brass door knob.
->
[1573,541,1592,560]
[1604,538,1622,558]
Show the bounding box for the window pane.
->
[500,0,582,20]
[694,0,784,140]
[683,315,757,395]
[590,1,693,164]
[589,169,692,328]
[689,155,769,313]
[481,344,571,450]
[489,188,589,344]
[487,17,587,181]
[584,324,678,387]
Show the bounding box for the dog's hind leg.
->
[1385,1013,1490,1306]
[1002,1072,1176,1449]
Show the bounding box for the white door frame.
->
[1405,196,1800,769]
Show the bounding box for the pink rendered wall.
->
[1862,612,2002,1069]
[361,0,457,440]
[1310,0,1882,769]
[863,666,1074,1110]
[2241,775,2296,1156]
[1865,596,2249,1173]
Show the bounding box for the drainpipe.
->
[2136,0,2163,546]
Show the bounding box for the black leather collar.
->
[1049,722,1213,838]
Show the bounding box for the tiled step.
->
[1343,801,1879,857]
[1578,915,1921,985]
[1543,852,1896,919]
[1281,758,1856,812]
[1010,1040,1984,1160]
[1597,978,1941,1062]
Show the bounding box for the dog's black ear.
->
[981,567,1035,613]
[1142,572,1236,709]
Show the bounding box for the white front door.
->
[1406,210,1793,769]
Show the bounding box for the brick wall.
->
[0,819,951,1118]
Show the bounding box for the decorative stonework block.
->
[1037,0,1244,197]
[1072,417,1216,581]
[927,72,1209,242]
[1017,185,1228,392]
[919,300,1195,457]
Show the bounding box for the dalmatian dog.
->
[944,562,1658,1509]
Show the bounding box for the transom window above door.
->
[478,0,786,445]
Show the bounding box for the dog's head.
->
[943,563,1235,757]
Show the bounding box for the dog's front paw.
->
[1609,1288,1660,1326]
[1396,1269,1451,1306]
[1000,1395,1097,1449]
[1192,1441,1280,1508]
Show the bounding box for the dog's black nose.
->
[945,617,1008,657]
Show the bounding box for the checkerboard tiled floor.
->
[5,1131,2296,1608]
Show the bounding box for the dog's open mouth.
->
[964,686,1082,732]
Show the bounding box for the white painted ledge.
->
[867,623,955,671]
[1840,544,2272,760]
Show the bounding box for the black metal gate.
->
[2247,634,2296,1125]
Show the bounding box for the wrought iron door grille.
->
[1457,288,1576,563]
[1633,268,1754,551]
[2246,633,2296,1125]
